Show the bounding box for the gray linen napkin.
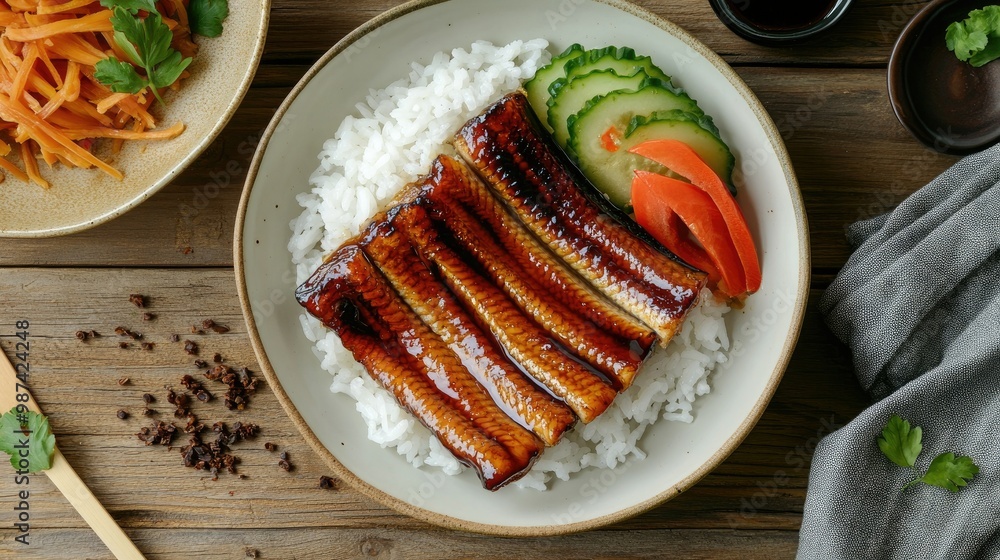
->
[798,143,1000,559]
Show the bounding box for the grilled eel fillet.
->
[395,201,619,423]
[360,213,577,446]
[454,92,708,343]
[418,155,656,390]
[296,245,541,490]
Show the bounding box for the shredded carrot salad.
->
[0,0,196,188]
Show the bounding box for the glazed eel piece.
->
[360,212,577,446]
[419,155,655,390]
[394,201,619,423]
[455,92,708,343]
[296,244,541,490]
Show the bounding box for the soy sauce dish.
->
[707,0,856,45]
[889,0,1000,154]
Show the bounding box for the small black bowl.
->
[707,0,856,46]
[888,0,1000,154]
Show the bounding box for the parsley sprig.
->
[878,415,979,493]
[94,0,229,104]
[0,408,56,473]
[188,0,229,38]
[946,5,1000,68]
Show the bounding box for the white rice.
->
[288,39,732,490]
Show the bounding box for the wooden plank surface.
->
[0,0,952,557]
[0,267,864,557]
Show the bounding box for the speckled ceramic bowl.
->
[0,3,270,238]
[888,0,1000,154]
[237,0,808,536]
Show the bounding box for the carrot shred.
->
[5,11,113,43]
[21,141,51,188]
[0,2,193,186]
[0,155,28,181]
[37,0,100,16]
[57,121,184,140]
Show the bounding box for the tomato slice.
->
[634,202,721,284]
[632,170,746,297]
[629,139,761,293]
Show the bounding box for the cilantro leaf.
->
[99,0,158,14]
[188,0,229,38]
[100,6,193,105]
[150,50,192,89]
[0,408,56,473]
[878,416,981,493]
[946,6,1000,67]
[110,7,145,66]
[913,452,980,492]
[138,11,174,67]
[94,57,148,94]
[877,414,922,468]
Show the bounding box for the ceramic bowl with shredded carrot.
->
[0,0,269,238]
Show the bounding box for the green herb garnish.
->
[946,5,1000,67]
[188,0,230,38]
[94,6,192,105]
[0,408,56,473]
[878,415,979,492]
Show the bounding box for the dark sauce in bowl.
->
[723,0,840,31]
[709,0,855,45]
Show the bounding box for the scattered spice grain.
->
[319,476,338,490]
[115,326,142,340]
[136,422,176,446]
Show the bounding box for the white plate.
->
[236,0,809,535]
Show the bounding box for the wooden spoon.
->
[0,350,145,559]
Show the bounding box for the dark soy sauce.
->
[724,0,840,31]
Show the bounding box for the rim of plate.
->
[1,1,272,239]
[235,0,810,537]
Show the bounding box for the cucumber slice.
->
[524,44,585,128]
[566,83,704,209]
[623,110,735,187]
[546,69,649,150]
[564,46,671,83]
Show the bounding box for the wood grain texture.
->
[0,0,939,556]
[0,266,864,556]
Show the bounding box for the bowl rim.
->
[707,0,856,45]
[0,1,272,239]
[234,0,811,537]
[887,0,997,155]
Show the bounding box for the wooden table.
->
[0,0,959,557]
